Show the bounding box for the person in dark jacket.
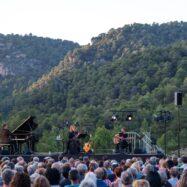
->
[0,124,16,153]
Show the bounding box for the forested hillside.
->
[1,22,187,153]
[0,34,79,116]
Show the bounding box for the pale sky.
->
[0,0,187,45]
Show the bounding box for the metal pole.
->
[177,107,181,157]
[164,118,167,155]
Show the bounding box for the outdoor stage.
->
[0,152,164,162]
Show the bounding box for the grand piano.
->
[11,116,38,154]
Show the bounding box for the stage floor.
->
[0,152,164,162]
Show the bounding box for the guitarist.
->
[113,128,128,153]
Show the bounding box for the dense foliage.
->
[0,34,79,116]
[1,22,187,153]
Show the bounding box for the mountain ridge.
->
[1,22,187,152]
[28,21,187,91]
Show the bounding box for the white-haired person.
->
[80,172,97,187]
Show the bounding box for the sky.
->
[0,0,187,45]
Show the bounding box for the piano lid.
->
[12,116,38,134]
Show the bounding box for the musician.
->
[66,125,80,154]
[113,127,128,153]
[0,124,16,153]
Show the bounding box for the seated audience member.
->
[84,172,97,183]
[94,167,108,187]
[102,168,112,187]
[77,163,88,182]
[176,170,187,187]
[172,155,178,166]
[180,156,187,171]
[79,171,97,187]
[133,179,150,187]
[120,170,133,187]
[88,161,98,173]
[111,166,123,187]
[79,178,96,187]
[65,169,80,187]
[2,169,15,187]
[9,173,31,187]
[33,175,50,187]
[142,164,154,177]
[59,163,71,187]
[145,171,162,187]
[168,167,179,187]
[46,168,61,187]
[103,160,113,176]
[158,171,172,187]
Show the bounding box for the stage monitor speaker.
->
[174,92,182,105]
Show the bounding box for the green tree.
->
[91,126,114,153]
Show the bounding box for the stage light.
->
[111,115,117,122]
[126,114,133,121]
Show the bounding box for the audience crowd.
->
[0,154,186,187]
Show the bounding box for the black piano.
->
[11,116,38,154]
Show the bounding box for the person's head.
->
[114,166,123,178]
[84,172,97,184]
[89,162,98,172]
[9,172,31,187]
[69,169,79,183]
[121,128,126,133]
[94,167,104,179]
[133,179,150,187]
[33,175,50,187]
[103,160,111,169]
[2,169,15,185]
[45,168,61,185]
[145,171,161,187]
[33,157,39,163]
[178,171,187,187]
[149,157,157,166]
[121,170,133,186]
[127,167,138,179]
[131,161,141,172]
[51,162,62,173]
[80,177,96,187]
[169,167,178,178]
[62,163,71,178]
[69,125,76,132]
[166,159,174,170]
[14,165,24,174]
[172,155,178,165]
[142,164,154,176]
[181,155,187,164]
[77,163,88,176]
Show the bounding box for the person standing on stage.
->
[119,127,128,153]
[66,124,80,154]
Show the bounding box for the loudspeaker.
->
[174,92,182,105]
